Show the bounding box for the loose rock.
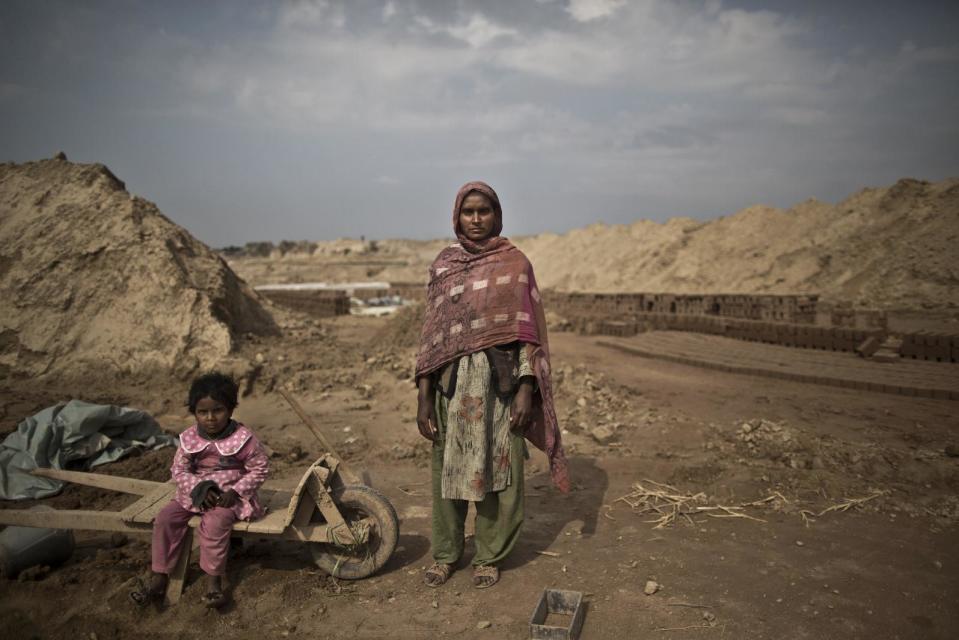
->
[590,424,618,445]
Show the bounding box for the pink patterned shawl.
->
[416,181,570,493]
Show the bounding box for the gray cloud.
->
[1,0,957,246]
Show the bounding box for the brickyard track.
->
[597,331,959,400]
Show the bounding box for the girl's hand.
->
[201,488,220,510]
[217,489,240,508]
[416,377,437,441]
[510,380,535,432]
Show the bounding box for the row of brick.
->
[573,313,957,362]
[546,291,820,324]
[598,340,959,400]
[722,320,884,352]
[257,290,351,317]
[901,332,959,363]
[578,314,879,352]
[830,307,888,330]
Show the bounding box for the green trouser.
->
[431,396,525,567]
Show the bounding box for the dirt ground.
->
[1,311,957,639]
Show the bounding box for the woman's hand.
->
[416,377,438,441]
[217,489,240,508]
[510,379,535,432]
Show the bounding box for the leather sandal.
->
[423,562,453,588]
[472,565,499,589]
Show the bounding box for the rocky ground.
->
[2,310,957,639]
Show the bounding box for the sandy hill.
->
[228,177,959,310]
[516,177,959,309]
[0,155,277,383]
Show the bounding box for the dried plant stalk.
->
[615,480,790,528]
[799,491,884,526]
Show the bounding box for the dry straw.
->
[614,479,786,528]
[615,478,883,528]
[799,491,884,526]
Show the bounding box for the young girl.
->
[130,372,269,608]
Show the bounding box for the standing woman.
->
[415,181,570,589]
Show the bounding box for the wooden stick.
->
[0,508,152,533]
[277,388,361,485]
[30,467,163,495]
[165,528,194,604]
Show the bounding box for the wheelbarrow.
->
[0,452,399,604]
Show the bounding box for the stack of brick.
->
[900,332,959,362]
[257,289,350,317]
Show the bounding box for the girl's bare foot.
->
[149,573,168,594]
[202,574,229,609]
[130,572,167,607]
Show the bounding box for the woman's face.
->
[194,396,232,437]
[458,192,496,242]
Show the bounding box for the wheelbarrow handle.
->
[30,467,165,495]
[277,388,362,485]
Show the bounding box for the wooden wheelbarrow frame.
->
[0,453,376,604]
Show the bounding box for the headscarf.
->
[452,181,505,253]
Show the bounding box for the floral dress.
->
[437,346,532,501]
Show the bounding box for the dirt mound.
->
[734,418,815,469]
[517,177,959,308]
[0,156,278,382]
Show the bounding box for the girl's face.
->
[458,192,496,242]
[194,396,232,437]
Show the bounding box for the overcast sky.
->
[2,1,957,247]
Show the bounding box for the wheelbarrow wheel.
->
[310,484,399,580]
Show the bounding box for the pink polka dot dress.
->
[172,422,269,521]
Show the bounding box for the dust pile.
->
[518,177,959,308]
[0,156,278,383]
[228,177,959,310]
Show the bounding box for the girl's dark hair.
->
[187,371,239,413]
